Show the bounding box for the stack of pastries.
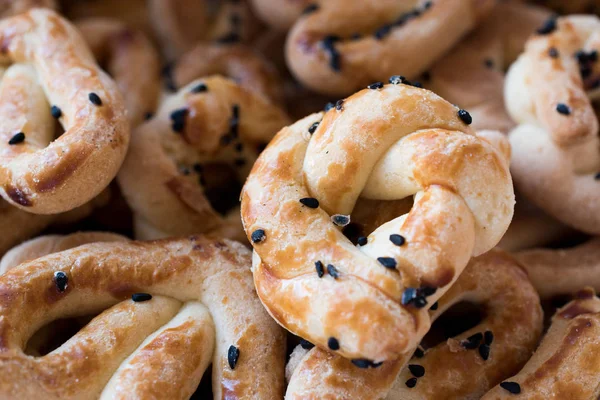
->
[0,0,598,399]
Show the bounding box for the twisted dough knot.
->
[76,18,161,128]
[0,9,129,214]
[242,81,514,362]
[285,250,542,399]
[482,288,600,399]
[117,76,290,240]
[285,0,497,96]
[0,236,285,399]
[506,15,600,234]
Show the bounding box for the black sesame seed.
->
[193,163,203,173]
[430,301,439,310]
[324,102,335,112]
[401,288,418,305]
[389,75,407,85]
[315,261,325,278]
[458,109,472,124]
[548,47,559,58]
[500,381,521,394]
[537,17,557,35]
[419,286,437,297]
[351,359,371,369]
[335,99,344,111]
[413,347,424,358]
[374,24,392,40]
[405,377,418,388]
[389,234,405,246]
[161,63,177,91]
[300,339,314,349]
[377,257,397,269]
[350,33,362,40]
[302,3,319,14]
[462,332,483,349]
[191,83,208,93]
[590,50,598,62]
[180,167,191,176]
[484,330,494,345]
[234,143,243,152]
[308,121,320,134]
[327,264,340,279]
[322,35,341,71]
[228,345,240,369]
[53,271,68,292]
[413,296,428,308]
[251,229,266,244]
[331,214,350,227]
[484,58,494,68]
[576,50,588,63]
[220,134,233,146]
[8,132,25,145]
[422,1,433,10]
[170,108,188,133]
[88,92,102,106]
[367,82,384,90]
[556,103,571,115]
[132,293,152,302]
[357,236,368,246]
[229,105,240,138]
[299,197,319,208]
[408,364,425,378]
[411,81,423,88]
[478,343,490,360]
[50,105,62,119]
[327,337,340,350]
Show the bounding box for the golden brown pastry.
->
[483,288,600,399]
[285,0,497,96]
[506,15,600,234]
[76,18,161,127]
[242,80,514,362]
[0,236,286,399]
[285,250,543,399]
[118,76,290,240]
[0,9,129,214]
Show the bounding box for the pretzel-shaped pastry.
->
[242,80,514,362]
[424,0,550,133]
[285,0,497,96]
[149,0,261,59]
[76,18,161,128]
[505,15,600,234]
[118,76,290,240]
[0,236,286,399]
[482,288,600,399]
[0,9,129,214]
[170,43,284,103]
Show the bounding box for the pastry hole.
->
[24,314,97,356]
[420,301,485,350]
[201,162,242,215]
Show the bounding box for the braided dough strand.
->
[0,9,129,214]
[242,82,514,362]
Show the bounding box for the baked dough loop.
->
[424,0,550,133]
[0,236,286,399]
[118,76,290,240]
[506,15,600,234]
[242,81,514,362]
[285,0,497,96]
[482,289,600,399]
[285,250,542,399]
[76,18,161,128]
[149,0,261,59]
[0,9,129,214]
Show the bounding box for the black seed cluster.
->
[251,229,266,243]
[132,293,152,302]
[500,381,521,394]
[401,286,437,308]
[8,132,25,145]
[228,345,240,369]
[461,330,493,360]
[53,271,68,292]
[170,108,188,133]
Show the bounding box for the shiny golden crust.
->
[0,236,286,399]
[0,231,128,273]
[0,9,129,214]
[514,238,600,299]
[76,18,161,127]
[506,15,600,234]
[148,0,261,59]
[172,43,284,103]
[118,76,290,240]
[483,290,600,399]
[285,0,496,96]
[242,82,514,362]
[285,250,542,399]
[250,0,312,30]
[425,0,550,133]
